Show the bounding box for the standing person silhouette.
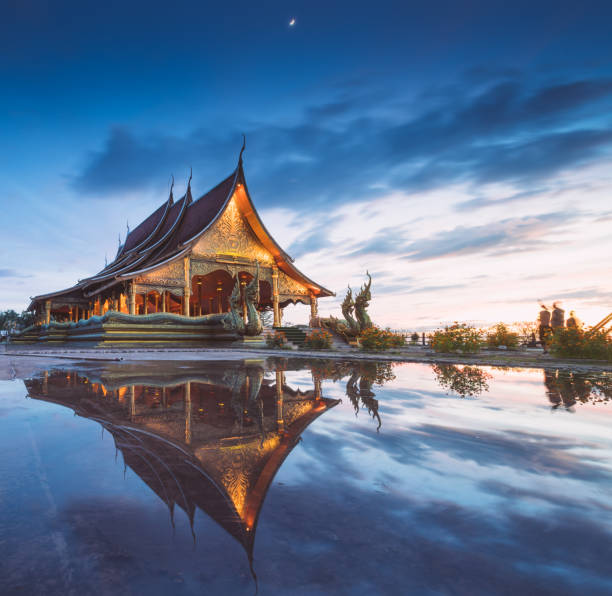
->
[566,310,581,329]
[551,301,565,331]
[538,304,552,352]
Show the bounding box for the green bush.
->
[550,328,612,361]
[430,323,482,354]
[359,327,405,351]
[486,323,520,349]
[266,330,287,348]
[304,329,333,349]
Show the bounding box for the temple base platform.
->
[10,312,259,348]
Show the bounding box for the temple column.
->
[161,291,166,313]
[128,385,136,419]
[183,257,190,316]
[275,369,284,432]
[272,267,280,327]
[129,282,136,315]
[309,294,319,327]
[217,282,223,313]
[154,293,159,313]
[75,306,79,322]
[184,381,191,445]
[44,300,51,325]
[161,386,167,408]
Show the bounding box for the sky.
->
[1,0,611,329]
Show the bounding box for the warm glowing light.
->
[289,18,296,27]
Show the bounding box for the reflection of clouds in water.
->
[261,473,612,595]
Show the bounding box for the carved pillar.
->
[272,267,280,327]
[161,291,166,313]
[128,282,136,315]
[183,256,190,316]
[314,376,322,399]
[217,282,223,313]
[128,385,136,419]
[75,306,79,322]
[275,369,284,433]
[184,381,191,445]
[309,294,319,327]
[44,300,51,325]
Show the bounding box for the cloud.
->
[403,212,572,261]
[70,72,612,211]
[0,269,31,278]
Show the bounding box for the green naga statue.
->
[223,263,263,336]
[321,271,373,342]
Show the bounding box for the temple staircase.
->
[274,326,308,348]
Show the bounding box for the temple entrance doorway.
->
[191,270,234,316]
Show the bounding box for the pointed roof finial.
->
[239,134,246,164]
[126,220,130,235]
[118,232,122,247]
[105,253,108,267]
[185,168,193,204]
[169,174,174,205]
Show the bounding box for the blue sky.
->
[1,0,611,327]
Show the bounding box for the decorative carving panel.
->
[192,196,275,265]
[277,269,308,296]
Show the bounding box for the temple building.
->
[28,147,333,330]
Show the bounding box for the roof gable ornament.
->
[238,134,246,165]
[185,168,193,205]
[169,175,174,205]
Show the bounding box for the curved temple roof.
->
[30,151,333,308]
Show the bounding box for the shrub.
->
[486,323,520,349]
[410,332,420,344]
[266,330,287,348]
[550,328,612,361]
[430,323,482,354]
[359,327,406,351]
[304,329,333,349]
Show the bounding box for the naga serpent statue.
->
[321,271,373,342]
[354,271,372,331]
[244,263,263,336]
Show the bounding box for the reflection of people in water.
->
[543,369,611,410]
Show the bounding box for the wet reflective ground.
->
[1,358,611,595]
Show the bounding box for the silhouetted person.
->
[551,301,565,330]
[566,310,581,329]
[538,304,552,351]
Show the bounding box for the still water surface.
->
[0,358,611,595]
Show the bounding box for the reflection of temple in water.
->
[24,362,338,571]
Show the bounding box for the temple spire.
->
[238,134,246,166]
[185,168,193,204]
[169,175,174,205]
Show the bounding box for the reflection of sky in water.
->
[1,362,611,595]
